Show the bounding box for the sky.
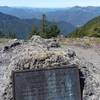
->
[0,0,100,8]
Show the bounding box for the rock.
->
[10,42,21,48]
[46,39,60,48]
[30,35,46,45]
[30,35,60,49]
[3,40,22,52]
[0,36,100,100]
[68,49,76,58]
[3,46,10,51]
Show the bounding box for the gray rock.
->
[0,36,100,100]
[30,35,60,49]
[3,40,22,52]
[46,39,60,48]
[68,49,76,58]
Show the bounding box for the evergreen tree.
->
[40,14,60,38]
[39,14,49,38]
[29,14,60,39]
[28,26,38,38]
[0,31,5,38]
[41,14,47,33]
[48,24,60,38]
[6,32,17,39]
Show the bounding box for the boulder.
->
[0,36,100,100]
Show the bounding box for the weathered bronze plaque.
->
[13,66,81,100]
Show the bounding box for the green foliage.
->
[28,26,39,39]
[0,12,76,39]
[0,31,17,39]
[40,14,60,38]
[0,31,5,38]
[41,14,47,33]
[94,27,100,33]
[6,32,17,39]
[48,24,60,38]
[29,15,60,39]
[33,24,60,39]
[69,16,100,38]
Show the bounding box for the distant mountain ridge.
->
[46,6,100,26]
[69,16,100,37]
[0,6,100,26]
[0,12,75,39]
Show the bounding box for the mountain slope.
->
[0,12,76,39]
[46,6,100,26]
[70,16,100,37]
[0,12,34,38]
[0,6,100,26]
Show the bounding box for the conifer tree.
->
[28,26,38,38]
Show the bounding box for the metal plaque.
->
[13,66,81,100]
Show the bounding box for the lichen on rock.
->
[0,36,100,100]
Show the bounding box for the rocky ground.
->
[0,36,100,100]
[60,37,100,100]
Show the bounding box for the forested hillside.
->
[0,12,75,39]
[69,16,100,37]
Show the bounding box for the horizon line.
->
[0,5,100,9]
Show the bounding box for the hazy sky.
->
[0,0,100,8]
